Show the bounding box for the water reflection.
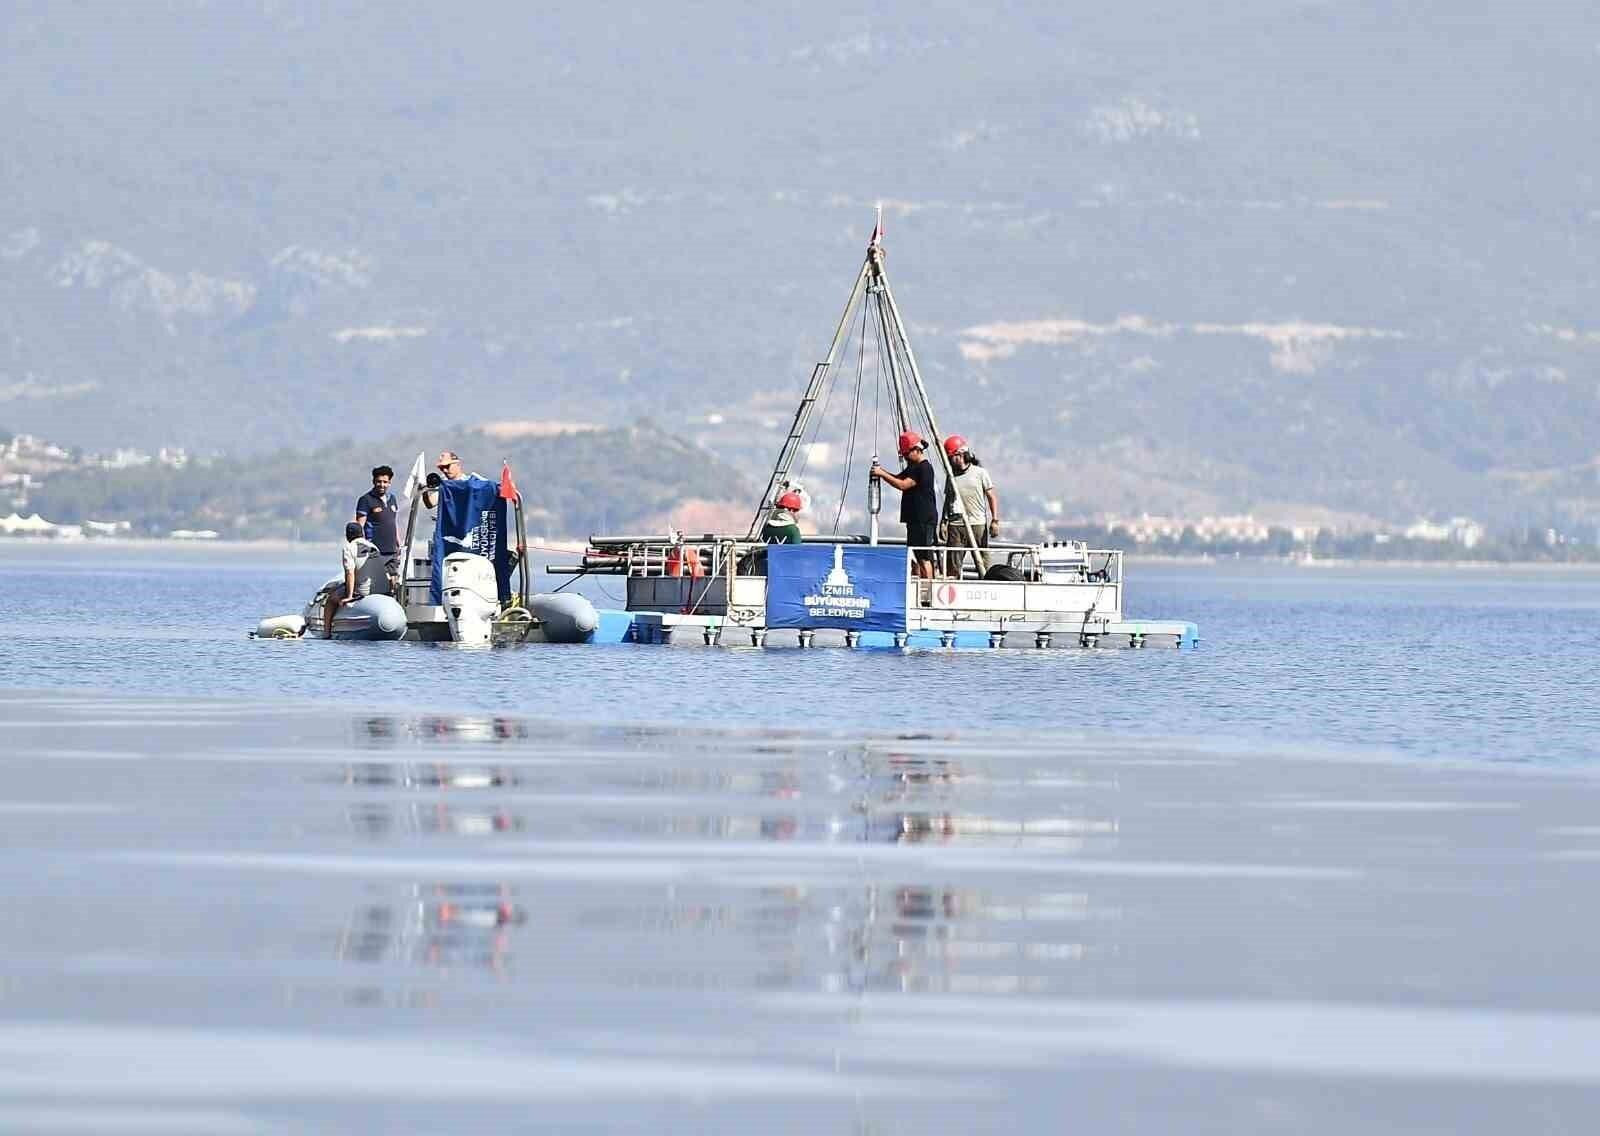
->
[883,752,966,792]
[876,812,1114,849]
[357,714,532,746]
[344,802,522,839]
[832,746,1116,995]
[342,763,518,791]
[569,750,1119,996]
[320,716,1122,998]
[337,883,526,972]
[328,715,539,981]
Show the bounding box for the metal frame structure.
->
[546,217,1198,650]
[746,209,980,556]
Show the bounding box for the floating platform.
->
[556,538,1200,650]
[607,610,1198,649]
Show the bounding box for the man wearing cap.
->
[871,431,940,580]
[421,450,464,512]
[410,450,468,587]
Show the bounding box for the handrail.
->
[578,537,1124,585]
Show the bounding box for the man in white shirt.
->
[322,522,391,636]
[940,435,1001,577]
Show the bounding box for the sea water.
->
[1,543,1599,1133]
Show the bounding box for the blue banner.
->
[429,476,512,604]
[765,544,907,632]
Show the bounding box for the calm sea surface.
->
[4,542,1599,760]
[2,543,1599,1133]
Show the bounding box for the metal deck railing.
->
[557,535,1121,587]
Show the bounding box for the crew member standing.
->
[422,450,465,511]
[871,431,939,580]
[940,435,1000,577]
[354,465,401,581]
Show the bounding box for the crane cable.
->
[876,296,889,460]
[832,298,871,533]
[792,316,850,487]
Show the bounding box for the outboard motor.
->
[442,552,499,645]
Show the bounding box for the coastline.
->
[1114,552,1600,573]
[0,535,590,556]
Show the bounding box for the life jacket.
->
[665,546,703,577]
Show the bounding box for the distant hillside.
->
[23,424,752,540]
[2,1,1598,531]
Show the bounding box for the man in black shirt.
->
[871,431,940,580]
[354,465,401,580]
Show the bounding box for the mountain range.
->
[2,1,1597,531]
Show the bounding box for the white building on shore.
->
[1403,517,1484,548]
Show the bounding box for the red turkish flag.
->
[498,462,520,501]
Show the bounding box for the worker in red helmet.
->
[871,431,939,579]
[940,434,1000,578]
[762,482,805,544]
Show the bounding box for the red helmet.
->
[897,430,924,456]
[943,434,967,457]
[776,491,803,511]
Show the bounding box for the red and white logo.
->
[936,583,959,605]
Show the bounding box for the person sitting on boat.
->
[354,464,401,583]
[323,522,392,637]
[871,431,939,580]
[762,485,806,545]
[940,435,1000,578]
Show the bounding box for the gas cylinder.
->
[867,458,883,545]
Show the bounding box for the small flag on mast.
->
[395,450,426,548]
[499,461,520,502]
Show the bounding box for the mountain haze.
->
[3,1,1598,529]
